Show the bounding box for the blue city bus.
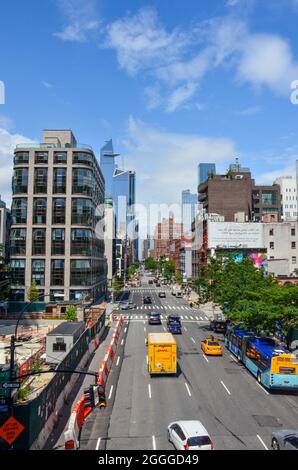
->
[225,325,298,391]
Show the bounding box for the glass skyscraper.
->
[182,189,197,233]
[198,163,216,186]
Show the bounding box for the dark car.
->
[168,321,182,334]
[143,296,152,304]
[148,280,153,285]
[210,320,227,334]
[148,312,162,325]
[167,314,181,327]
[158,291,166,298]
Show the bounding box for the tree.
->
[65,305,77,321]
[174,273,183,284]
[27,282,40,302]
[113,275,124,299]
[144,257,158,271]
[163,260,176,279]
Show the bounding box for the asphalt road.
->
[80,275,298,451]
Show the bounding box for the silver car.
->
[271,430,298,450]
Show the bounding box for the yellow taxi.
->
[201,338,222,356]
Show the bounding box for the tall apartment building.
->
[274,176,297,221]
[152,216,183,260]
[10,129,107,302]
[0,196,10,261]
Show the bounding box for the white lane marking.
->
[143,320,145,324]
[190,316,194,320]
[229,354,238,363]
[146,355,148,365]
[136,306,139,310]
[256,381,269,395]
[191,337,195,343]
[181,316,184,320]
[124,327,127,333]
[148,306,151,310]
[200,316,203,320]
[148,384,152,399]
[116,356,120,366]
[161,315,164,319]
[108,385,114,400]
[144,306,147,310]
[144,326,146,332]
[163,326,166,331]
[164,306,167,310]
[256,434,268,450]
[195,316,199,320]
[140,306,143,310]
[121,339,124,345]
[145,338,147,344]
[185,316,189,320]
[168,305,172,310]
[95,437,101,450]
[140,315,143,319]
[184,327,187,332]
[152,435,156,450]
[220,380,231,395]
[203,354,209,363]
[185,383,192,397]
[160,306,164,310]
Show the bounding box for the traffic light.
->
[97,384,107,409]
[84,386,95,409]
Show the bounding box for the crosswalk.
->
[122,305,198,311]
[130,289,170,293]
[113,313,210,321]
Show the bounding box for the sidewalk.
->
[43,320,117,450]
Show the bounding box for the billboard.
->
[208,222,264,249]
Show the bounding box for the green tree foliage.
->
[144,257,158,271]
[65,305,77,321]
[162,260,176,279]
[174,273,183,284]
[27,282,40,302]
[113,275,124,299]
[127,261,140,278]
[196,256,298,338]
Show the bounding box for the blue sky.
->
[1,0,298,209]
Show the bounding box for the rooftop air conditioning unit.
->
[235,175,243,180]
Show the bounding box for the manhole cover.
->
[252,415,282,427]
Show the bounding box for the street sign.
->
[1,382,20,390]
[0,416,25,445]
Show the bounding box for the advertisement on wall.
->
[208,222,264,249]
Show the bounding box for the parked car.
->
[148,312,162,325]
[167,420,213,450]
[271,430,298,450]
[159,291,166,298]
[143,296,152,304]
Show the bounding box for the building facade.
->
[274,176,297,221]
[10,129,107,302]
[264,221,298,277]
[252,184,281,222]
[182,189,197,234]
[0,196,10,261]
[152,217,183,260]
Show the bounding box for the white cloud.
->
[236,105,262,116]
[258,161,297,185]
[237,33,298,95]
[104,7,188,75]
[166,83,198,113]
[0,129,35,205]
[0,116,13,131]
[41,81,54,89]
[122,116,237,206]
[54,0,100,42]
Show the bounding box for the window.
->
[52,229,65,255]
[72,168,94,196]
[52,198,66,224]
[14,152,29,165]
[70,259,92,286]
[31,259,45,286]
[291,228,296,236]
[10,229,26,255]
[270,242,274,249]
[292,242,296,249]
[53,338,66,352]
[12,168,28,194]
[51,259,64,286]
[71,198,94,224]
[269,229,274,236]
[32,229,46,255]
[33,198,47,224]
[54,151,67,164]
[10,289,25,301]
[35,151,48,164]
[53,168,66,194]
[262,191,277,205]
[71,229,93,255]
[73,151,93,167]
[10,259,25,285]
[11,198,27,224]
[34,168,48,193]
[50,289,64,302]
[292,257,297,264]
[70,290,90,301]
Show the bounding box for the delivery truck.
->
[147,332,177,375]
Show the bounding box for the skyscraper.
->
[198,163,216,186]
[181,190,197,233]
[274,176,297,221]
[10,130,107,302]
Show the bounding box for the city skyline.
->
[1,1,298,208]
